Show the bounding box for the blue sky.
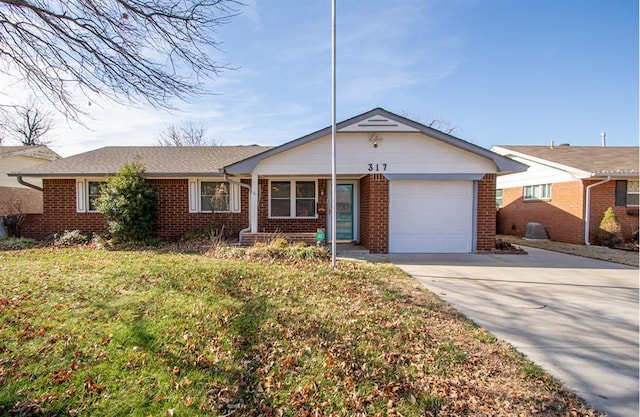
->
[13,0,640,156]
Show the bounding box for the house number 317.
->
[368,163,387,172]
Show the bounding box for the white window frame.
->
[76,179,106,213]
[268,179,318,219]
[523,184,552,201]
[496,189,503,207]
[188,179,240,213]
[627,180,639,207]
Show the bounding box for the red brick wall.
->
[497,180,585,244]
[476,174,497,252]
[20,178,251,240]
[149,179,250,240]
[587,180,639,243]
[359,174,389,253]
[0,186,44,215]
[255,178,327,234]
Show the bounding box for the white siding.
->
[496,156,577,189]
[253,133,496,176]
[0,156,45,188]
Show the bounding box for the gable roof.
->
[10,146,271,178]
[492,145,639,177]
[0,145,61,161]
[225,108,527,174]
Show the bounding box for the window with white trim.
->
[523,184,551,201]
[201,182,230,212]
[188,179,240,213]
[627,180,639,207]
[495,189,503,207]
[269,180,317,218]
[76,179,106,212]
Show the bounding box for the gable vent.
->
[358,117,399,127]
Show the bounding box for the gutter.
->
[584,176,611,245]
[16,176,43,192]
[223,173,252,242]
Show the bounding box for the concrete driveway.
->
[389,248,639,417]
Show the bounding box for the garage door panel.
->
[389,180,473,253]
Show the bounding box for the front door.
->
[336,184,354,240]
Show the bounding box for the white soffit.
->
[338,115,419,132]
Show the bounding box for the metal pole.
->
[331,0,337,268]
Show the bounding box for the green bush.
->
[595,207,623,248]
[95,161,158,242]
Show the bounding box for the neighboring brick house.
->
[11,108,525,253]
[491,145,639,245]
[0,146,61,215]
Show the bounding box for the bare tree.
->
[157,120,223,146]
[401,110,458,135]
[0,0,240,121]
[2,100,53,145]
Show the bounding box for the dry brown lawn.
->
[497,235,639,267]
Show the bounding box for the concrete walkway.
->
[387,248,639,417]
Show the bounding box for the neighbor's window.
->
[627,180,639,207]
[270,180,316,218]
[496,189,503,207]
[523,184,551,201]
[87,181,106,211]
[200,181,230,212]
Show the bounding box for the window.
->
[627,180,639,207]
[188,179,240,213]
[77,179,106,212]
[270,180,316,218]
[523,184,551,201]
[87,181,105,211]
[495,189,503,207]
[201,182,230,212]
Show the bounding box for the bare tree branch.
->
[157,119,223,146]
[0,0,240,121]
[1,98,53,145]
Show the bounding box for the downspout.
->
[224,173,251,243]
[584,176,611,245]
[16,176,43,192]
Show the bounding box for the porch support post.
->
[251,174,259,233]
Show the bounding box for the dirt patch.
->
[497,235,639,267]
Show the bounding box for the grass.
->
[0,247,601,416]
[497,234,639,267]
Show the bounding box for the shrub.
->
[633,228,639,245]
[595,207,623,248]
[55,230,90,246]
[95,161,158,242]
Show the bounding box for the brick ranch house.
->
[491,145,639,245]
[12,108,526,253]
[0,145,61,215]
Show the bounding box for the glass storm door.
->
[336,184,354,240]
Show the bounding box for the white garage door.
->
[389,180,473,253]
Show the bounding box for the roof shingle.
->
[10,146,271,177]
[494,145,639,175]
